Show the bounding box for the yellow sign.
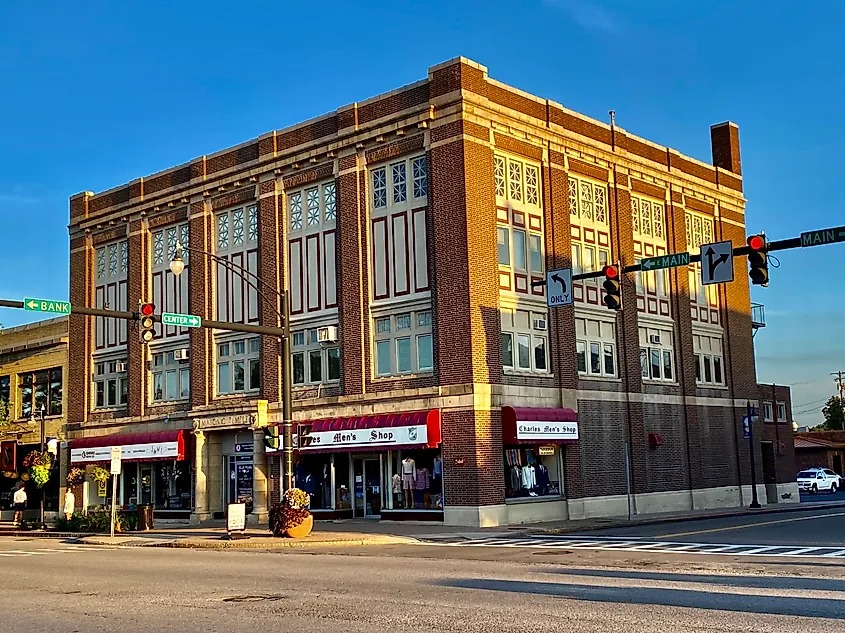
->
[255,400,269,428]
[538,446,555,456]
[97,479,107,497]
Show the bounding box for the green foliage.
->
[0,399,12,429]
[53,509,138,533]
[819,396,845,431]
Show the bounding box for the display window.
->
[120,460,192,510]
[503,445,563,500]
[388,448,442,511]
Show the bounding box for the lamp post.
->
[169,243,295,493]
[34,404,46,530]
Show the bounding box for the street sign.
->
[701,240,734,285]
[640,251,690,272]
[110,446,122,475]
[801,226,845,248]
[162,312,201,328]
[546,268,573,307]
[742,416,750,439]
[23,298,71,315]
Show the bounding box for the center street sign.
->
[800,226,845,247]
[162,312,201,328]
[23,298,71,314]
[641,251,690,271]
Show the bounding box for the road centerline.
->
[655,510,845,538]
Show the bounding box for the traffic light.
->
[263,426,280,451]
[602,264,622,310]
[138,302,156,343]
[297,423,314,449]
[747,234,768,287]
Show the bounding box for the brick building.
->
[794,431,845,476]
[757,383,798,502]
[65,57,797,527]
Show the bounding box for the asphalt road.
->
[2,538,844,632]
[800,490,845,503]
[572,506,845,546]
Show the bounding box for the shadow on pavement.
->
[550,568,845,592]
[436,578,845,620]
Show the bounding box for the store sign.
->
[71,441,180,464]
[538,445,556,456]
[227,503,246,532]
[300,424,429,451]
[194,413,256,431]
[515,421,578,442]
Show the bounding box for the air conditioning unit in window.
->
[317,326,339,343]
[174,349,190,361]
[533,319,548,331]
[115,362,128,372]
[649,334,661,345]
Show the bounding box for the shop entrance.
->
[353,458,381,518]
[225,455,254,515]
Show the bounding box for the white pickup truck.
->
[796,468,841,494]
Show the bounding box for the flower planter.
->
[285,514,313,538]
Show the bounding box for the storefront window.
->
[389,449,442,511]
[155,461,192,510]
[294,455,335,510]
[503,446,563,500]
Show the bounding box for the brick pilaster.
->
[127,220,146,417]
[68,231,92,425]
[258,180,282,403]
[189,201,212,407]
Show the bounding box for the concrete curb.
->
[528,501,845,535]
[74,534,417,549]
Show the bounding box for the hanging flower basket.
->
[67,467,86,486]
[91,466,110,484]
[269,488,313,538]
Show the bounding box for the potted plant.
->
[269,488,312,538]
[91,466,110,485]
[22,450,52,488]
[67,467,86,487]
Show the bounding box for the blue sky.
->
[0,1,842,424]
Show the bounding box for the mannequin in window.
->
[415,466,430,509]
[321,463,331,508]
[401,457,416,509]
[432,455,442,494]
[520,462,536,496]
[392,473,402,508]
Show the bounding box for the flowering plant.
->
[23,450,52,488]
[67,468,86,486]
[269,487,312,536]
[91,466,110,484]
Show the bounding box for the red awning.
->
[288,410,441,453]
[502,407,579,445]
[70,430,188,463]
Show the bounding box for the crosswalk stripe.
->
[772,547,822,556]
[737,546,779,554]
[822,549,845,557]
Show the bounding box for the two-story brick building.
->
[66,57,798,527]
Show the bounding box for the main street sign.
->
[162,312,201,328]
[640,251,690,271]
[801,226,845,248]
[23,298,71,314]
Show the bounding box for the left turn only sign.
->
[546,268,573,307]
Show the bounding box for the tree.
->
[820,396,845,431]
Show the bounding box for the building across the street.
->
[65,57,797,527]
[757,383,798,503]
[0,317,68,521]
[794,431,845,477]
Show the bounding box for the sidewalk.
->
[2,499,843,547]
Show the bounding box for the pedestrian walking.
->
[63,488,75,521]
[13,482,27,527]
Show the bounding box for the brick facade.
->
[64,57,794,527]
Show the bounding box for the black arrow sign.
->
[705,246,730,280]
[551,273,567,294]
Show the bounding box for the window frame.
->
[693,332,726,387]
[371,308,433,378]
[216,335,261,396]
[575,315,617,379]
[290,326,341,386]
[638,326,676,383]
[500,306,549,374]
[150,350,190,403]
[93,358,128,410]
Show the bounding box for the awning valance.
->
[70,430,188,463]
[272,410,441,453]
[502,407,579,445]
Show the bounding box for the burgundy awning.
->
[282,410,441,453]
[502,407,579,445]
[70,430,188,463]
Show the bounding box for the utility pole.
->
[38,404,46,530]
[772,383,781,457]
[833,371,845,403]
[746,401,761,509]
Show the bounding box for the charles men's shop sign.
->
[71,441,180,463]
[292,424,429,451]
[515,421,579,442]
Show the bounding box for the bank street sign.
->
[162,312,201,328]
[640,252,690,272]
[23,298,71,314]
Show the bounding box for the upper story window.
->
[215,205,258,324]
[500,307,549,374]
[638,325,675,383]
[569,175,611,307]
[576,316,617,379]
[693,332,725,387]
[216,336,260,395]
[152,223,190,338]
[291,327,341,386]
[762,402,787,422]
[495,154,545,299]
[95,239,128,350]
[0,376,9,404]
[288,181,337,316]
[151,351,190,402]
[686,211,720,327]
[372,308,433,377]
[632,194,671,318]
[94,359,128,409]
[18,368,63,419]
[370,155,430,302]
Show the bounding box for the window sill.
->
[293,382,341,390]
[695,383,729,390]
[578,374,621,383]
[502,368,553,377]
[92,407,128,413]
[372,372,434,381]
[215,392,261,400]
[17,414,63,422]
[505,495,564,505]
[149,400,190,406]
[642,379,679,386]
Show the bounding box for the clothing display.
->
[401,458,416,488]
[504,447,559,499]
[415,468,430,491]
[431,456,442,494]
[520,465,536,490]
[392,474,402,494]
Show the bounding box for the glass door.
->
[226,455,254,515]
[139,465,153,506]
[353,458,382,517]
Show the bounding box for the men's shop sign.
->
[71,442,180,463]
[516,421,579,442]
[300,425,429,450]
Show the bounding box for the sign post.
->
[109,447,121,538]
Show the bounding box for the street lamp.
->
[169,242,295,493]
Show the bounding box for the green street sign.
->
[162,312,201,328]
[641,251,690,272]
[23,298,71,314]
[801,226,845,248]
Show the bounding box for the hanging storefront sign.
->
[515,421,579,442]
[0,441,15,471]
[302,424,429,451]
[71,441,180,464]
